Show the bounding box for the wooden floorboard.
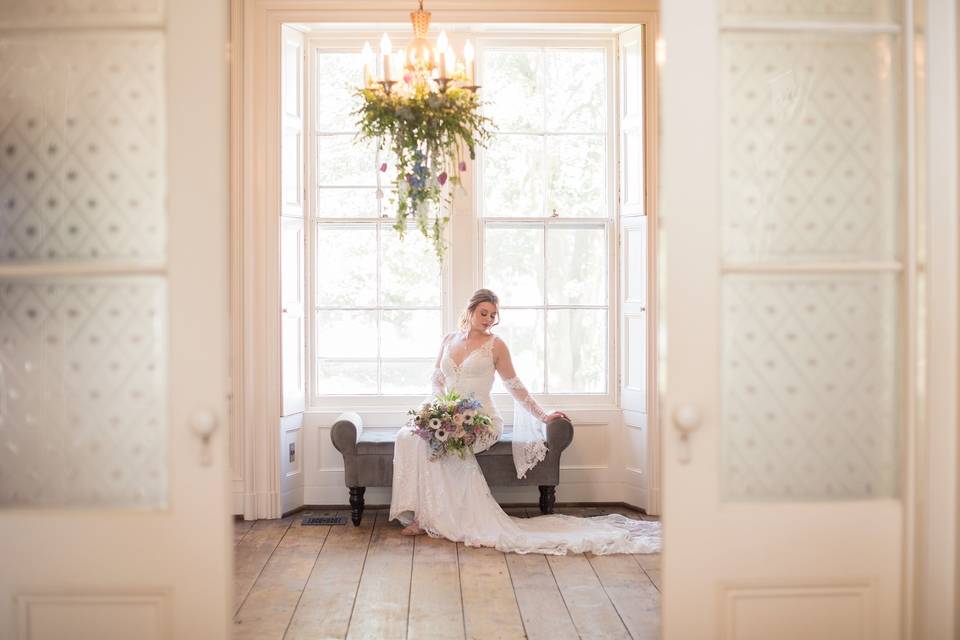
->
[346,511,415,639]
[284,510,378,640]
[232,506,661,640]
[234,519,255,546]
[547,553,632,639]
[233,517,293,615]
[589,552,661,640]
[233,515,333,640]
[458,543,526,640]
[634,553,662,592]
[505,552,579,640]
[407,535,465,640]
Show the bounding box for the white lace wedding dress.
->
[390,333,661,555]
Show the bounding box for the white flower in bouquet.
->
[409,390,495,460]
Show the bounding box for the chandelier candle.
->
[380,33,392,82]
[437,30,448,80]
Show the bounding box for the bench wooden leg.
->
[538,485,556,515]
[349,486,366,526]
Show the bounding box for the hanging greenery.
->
[353,82,494,262]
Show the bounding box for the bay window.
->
[306,31,619,408]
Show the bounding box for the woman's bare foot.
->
[401,521,424,536]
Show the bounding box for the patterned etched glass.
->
[719,30,903,500]
[0,31,168,509]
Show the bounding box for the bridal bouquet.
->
[409,391,495,460]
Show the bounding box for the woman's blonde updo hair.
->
[457,288,500,332]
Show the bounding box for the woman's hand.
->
[546,411,569,422]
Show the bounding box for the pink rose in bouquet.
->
[408,391,494,460]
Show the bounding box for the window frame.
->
[304,29,621,413]
[475,36,618,408]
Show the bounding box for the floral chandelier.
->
[353,0,494,262]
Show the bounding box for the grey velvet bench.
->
[331,412,574,526]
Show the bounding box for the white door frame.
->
[916,0,959,635]
[229,0,660,520]
[229,1,958,635]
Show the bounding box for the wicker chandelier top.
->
[361,0,476,91]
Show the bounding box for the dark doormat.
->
[302,515,347,526]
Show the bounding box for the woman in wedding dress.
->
[390,289,661,555]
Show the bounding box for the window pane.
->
[492,309,545,394]
[315,226,377,306]
[379,147,401,184]
[482,134,544,217]
[317,135,377,186]
[381,226,441,306]
[484,224,544,306]
[282,131,302,209]
[317,360,378,395]
[316,188,379,218]
[547,225,607,305]
[315,52,363,132]
[382,360,434,395]
[546,135,606,218]
[547,309,606,393]
[483,50,543,132]
[385,190,439,219]
[316,310,377,358]
[546,49,606,132]
[381,310,441,358]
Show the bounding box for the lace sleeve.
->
[502,375,549,478]
[430,367,445,398]
[502,376,548,421]
[429,333,453,398]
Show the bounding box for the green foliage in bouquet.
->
[409,390,495,460]
[353,83,494,262]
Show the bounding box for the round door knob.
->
[672,405,701,434]
[190,410,218,438]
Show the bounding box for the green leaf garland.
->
[353,81,494,262]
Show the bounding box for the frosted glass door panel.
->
[0,34,165,263]
[721,275,899,500]
[721,33,900,263]
[0,33,168,509]
[0,278,167,507]
[719,27,904,501]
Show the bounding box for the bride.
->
[390,288,661,555]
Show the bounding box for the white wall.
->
[280,413,305,514]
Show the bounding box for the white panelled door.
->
[661,0,911,637]
[0,0,231,638]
